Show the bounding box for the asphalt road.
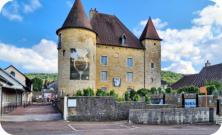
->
[1,121,220,135]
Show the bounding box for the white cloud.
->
[23,0,41,13]
[0,39,58,73]
[1,1,22,21]
[134,0,222,74]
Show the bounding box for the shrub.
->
[137,88,149,96]
[165,87,173,94]
[124,91,130,101]
[158,87,162,94]
[177,86,200,94]
[109,90,118,98]
[133,94,140,101]
[207,80,222,90]
[96,89,107,96]
[66,94,70,97]
[207,85,217,95]
[151,87,157,94]
[83,88,95,96]
[130,89,137,100]
[145,95,151,104]
[76,90,83,96]
[115,98,125,102]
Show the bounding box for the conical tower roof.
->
[56,0,94,34]
[140,17,162,41]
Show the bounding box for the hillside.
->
[25,71,184,84]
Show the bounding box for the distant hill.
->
[25,71,184,85]
[24,73,57,82]
[161,71,184,84]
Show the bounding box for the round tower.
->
[140,17,162,89]
[56,0,96,96]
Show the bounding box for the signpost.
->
[200,86,208,107]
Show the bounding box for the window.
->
[101,71,107,81]
[101,87,107,92]
[63,50,66,56]
[127,58,133,67]
[101,56,107,66]
[154,42,156,46]
[127,72,133,82]
[150,78,154,83]
[58,34,62,49]
[122,38,126,45]
[10,71,15,77]
[151,63,154,68]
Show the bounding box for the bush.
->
[207,80,222,90]
[109,90,118,98]
[83,88,95,96]
[115,98,125,102]
[96,89,107,96]
[165,87,173,94]
[158,87,162,94]
[124,91,130,101]
[145,95,151,104]
[130,89,137,100]
[76,90,83,96]
[177,86,200,94]
[207,85,217,95]
[137,88,149,96]
[151,87,157,94]
[133,94,140,101]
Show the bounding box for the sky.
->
[0,0,221,74]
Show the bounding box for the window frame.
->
[151,63,155,69]
[100,71,108,82]
[126,72,133,83]
[127,57,133,67]
[101,56,108,66]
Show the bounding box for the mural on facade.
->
[70,48,90,80]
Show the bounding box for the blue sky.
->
[0,0,221,74]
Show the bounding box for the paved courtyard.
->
[1,121,220,135]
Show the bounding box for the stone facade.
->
[5,66,26,85]
[58,28,96,96]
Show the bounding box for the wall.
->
[56,98,64,114]
[129,107,216,125]
[65,97,175,121]
[58,28,96,96]
[198,95,217,107]
[5,66,26,85]
[96,45,145,97]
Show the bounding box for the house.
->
[56,0,162,97]
[172,61,222,90]
[0,66,32,114]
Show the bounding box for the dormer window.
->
[10,71,15,77]
[121,34,127,46]
[58,33,62,49]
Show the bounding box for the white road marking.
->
[68,124,76,131]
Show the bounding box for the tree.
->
[151,87,157,94]
[133,94,140,101]
[207,85,217,95]
[96,89,107,96]
[137,88,149,97]
[158,87,162,94]
[207,80,222,90]
[32,77,43,91]
[165,87,173,94]
[109,90,118,98]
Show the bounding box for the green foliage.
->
[206,85,217,95]
[145,95,151,104]
[124,91,130,101]
[25,73,57,82]
[83,88,95,96]
[129,89,137,100]
[109,90,118,98]
[66,94,70,97]
[76,90,83,96]
[165,87,173,94]
[32,77,43,91]
[115,98,125,102]
[151,87,157,94]
[137,88,149,96]
[207,80,222,90]
[133,94,140,101]
[96,89,107,96]
[161,71,184,84]
[177,86,200,94]
[158,87,162,94]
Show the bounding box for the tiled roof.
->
[171,63,222,90]
[90,13,145,49]
[140,17,162,41]
[56,0,94,34]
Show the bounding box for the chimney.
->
[205,60,211,67]
[90,8,98,21]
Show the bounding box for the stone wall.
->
[165,94,182,107]
[129,107,216,125]
[65,97,175,121]
[198,95,217,107]
[56,98,64,114]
